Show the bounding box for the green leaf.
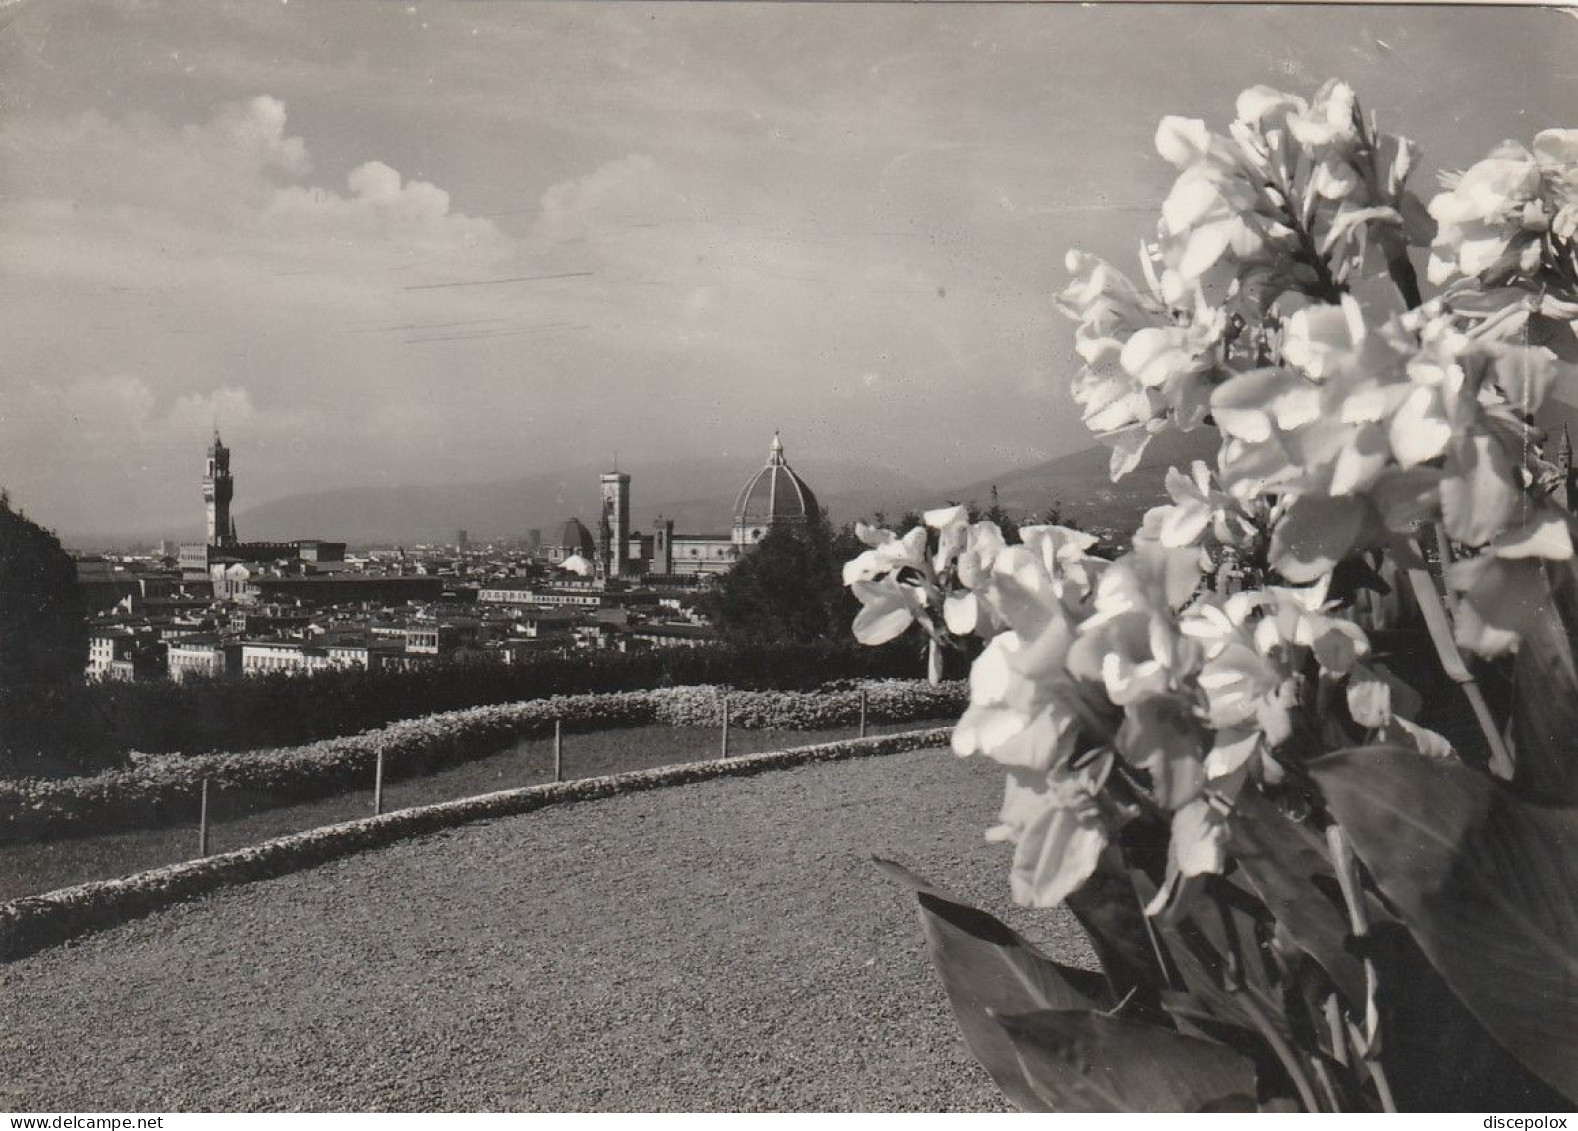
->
[1310,747,1578,1102]
[875,857,1109,1111]
[995,1008,1259,1112]
[1227,787,1367,1009]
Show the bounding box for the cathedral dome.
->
[555,517,596,557]
[732,434,818,539]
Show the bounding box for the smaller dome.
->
[555,517,596,556]
[560,552,594,577]
[733,433,818,528]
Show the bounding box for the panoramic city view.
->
[2,0,1576,1118]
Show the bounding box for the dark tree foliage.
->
[0,493,87,687]
[0,494,111,775]
[705,514,864,647]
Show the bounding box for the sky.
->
[1,0,1575,540]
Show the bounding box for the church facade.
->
[545,433,819,579]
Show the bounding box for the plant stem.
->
[1432,525,1458,612]
[1327,827,1378,1042]
[1327,825,1399,1114]
[1403,565,1515,777]
[1324,993,1350,1067]
[1232,987,1325,1114]
[1369,1052,1400,1113]
[1310,1053,1345,1114]
[1346,1019,1401,1114]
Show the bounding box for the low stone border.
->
[0,727,951,963]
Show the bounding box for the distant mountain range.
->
[230,430,1219,547]
[930,427,1218,535]
[233,455,933,545]
[87,392,1578,551]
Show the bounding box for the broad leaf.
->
[875,858,1109,1111]
[1310,747,1578,1102]
[1227,787,1367,1009]
[1130,869,1290,1039]
[996,1008,1259,1112]
[1064,844,1171,1003]
[1509,584,1578,802]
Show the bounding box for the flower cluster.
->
[849,81,1578,921]
[1427,129,1578,292]
[842,506,1016,679]
[1210,295,1578,653]
[846,506,1449,912]
[1057,80,1431,476]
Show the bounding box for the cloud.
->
[532,154,683,246]
[268,159,501,256]
[0,94,524,527]
[19,376,265,454]
[2,96,307,220]
[1,95,510,269]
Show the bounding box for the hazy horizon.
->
[3,1,1573,542]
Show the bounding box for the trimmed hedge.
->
[0,727,952,963]
[0,681,965,844]
[25,641,942,775]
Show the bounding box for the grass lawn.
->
[0,719,945,902]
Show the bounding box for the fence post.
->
[720,693,730,758]
[858,686,868,739]
[198,777,211,858]
[373,749,385,816]
[554,719,563,783]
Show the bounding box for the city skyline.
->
[2,1,1574,541]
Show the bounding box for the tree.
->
[0,493,110,774]
[0,492,87,687]
[705,514,862,647]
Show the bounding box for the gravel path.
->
[0,747,1094,1112]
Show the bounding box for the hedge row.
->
[0,726,953,962]
[0,681,965,844]
[3,641,943,777]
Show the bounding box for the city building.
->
[75,428,810,682]
[240,639,327,676]
[731,431,819,548]
[179,432,347,583]
[599,471,631,579]
[544,517,597,566]
[553,433,820,579]
[167,637,243,682]
[204,429,235,547]
[87,626,159,680]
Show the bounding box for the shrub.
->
[0,680,963,843]
[39,640,936,774]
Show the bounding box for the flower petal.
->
[1009,794,1108,909]
[1270,494,1370,583]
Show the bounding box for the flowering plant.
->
[853,82,1578,1112]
